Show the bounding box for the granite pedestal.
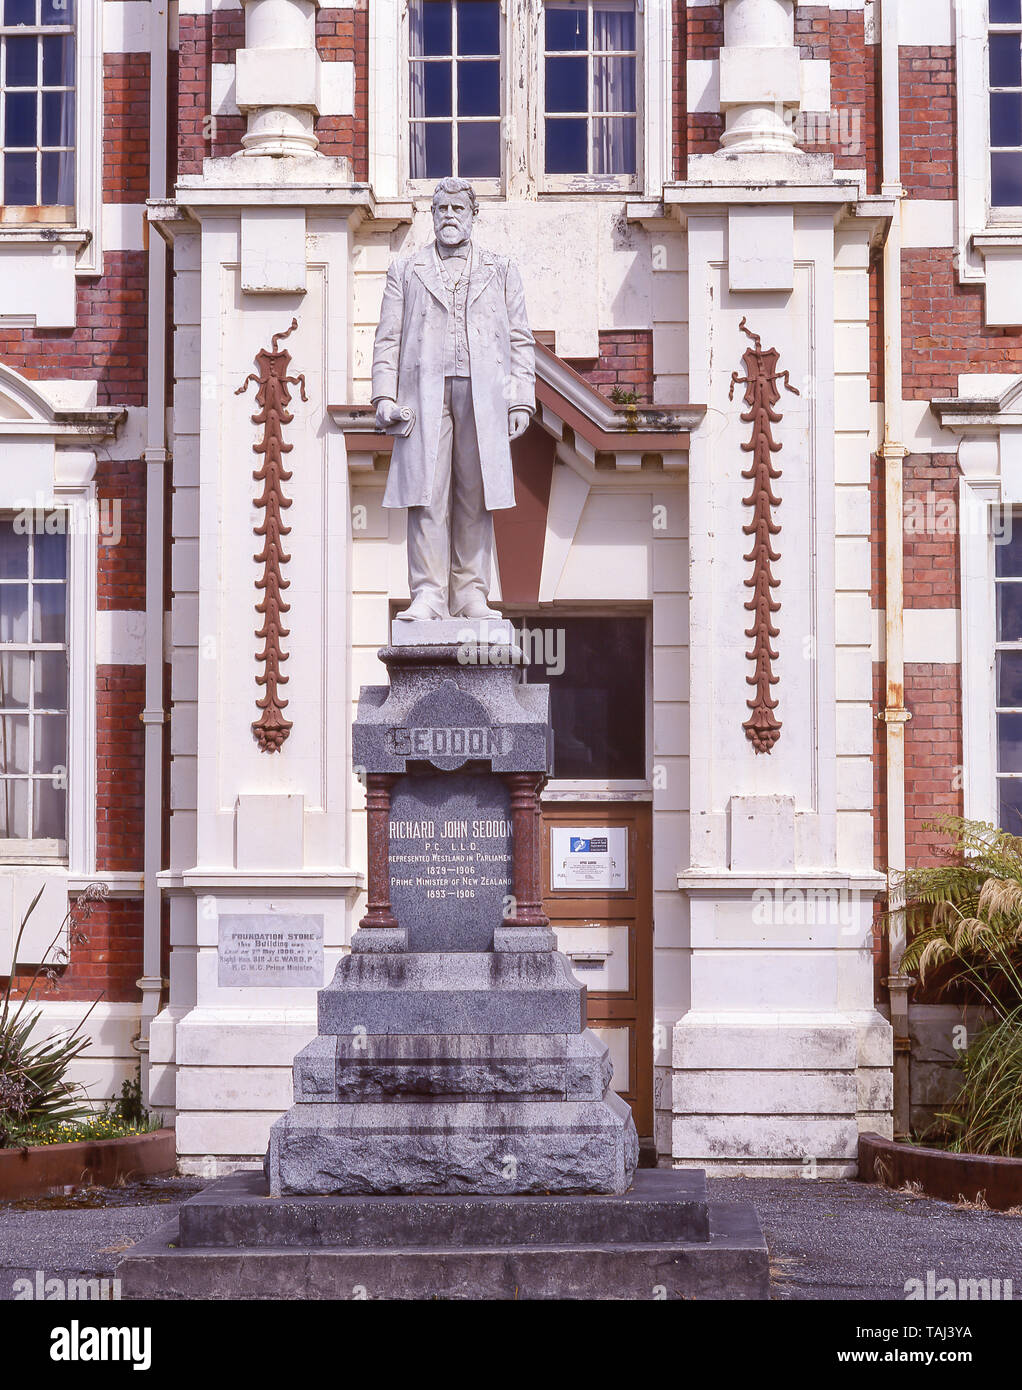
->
[266,619,638,1196]
[117,1168,770,1300]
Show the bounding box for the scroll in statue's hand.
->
[508,408,530,442]
[375,398,412,434]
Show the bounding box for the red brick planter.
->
[0,1127,176,1201]
[859,1131,1022,1211]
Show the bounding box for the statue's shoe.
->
[450,601,502,619]
[396,596,449,621]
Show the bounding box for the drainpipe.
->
[878,0,913,1139]
[137,0,170,1095]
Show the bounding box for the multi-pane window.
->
[409,0,501,180]
[0,519,68,854]
[990,0,1022,207]
[0,0,75,212]
[544,0,637,179]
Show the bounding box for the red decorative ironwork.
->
[236,318,307,753]
[729,317,800,755]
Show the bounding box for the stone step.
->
[293,1030,612,1103]
[119,1199,769,1300]
[177,1169,710,1248]
[317,950,586,1036]
[267,1094,638,1196]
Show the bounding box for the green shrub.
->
[0,885,106,1149]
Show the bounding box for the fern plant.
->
[889,815,1022,1012]
[884,816,1022,1155]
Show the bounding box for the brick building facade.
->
[0,0,1019,1172]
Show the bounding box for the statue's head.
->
[432,177,477,249]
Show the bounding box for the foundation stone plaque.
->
[218,914,324,988]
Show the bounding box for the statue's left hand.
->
[508,408,530,442]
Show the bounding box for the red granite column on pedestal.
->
[359,773,400,931]
[503,772,549,929]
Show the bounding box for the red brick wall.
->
[4,899,144,1003]
[871,453,964,875]
[903,454,960,609]
[685,5,724,161]
[316,3,369,177]
[900,47,955,199]
[177,13,212,176]
[104,54,150,201]
[96,666,146,875]
[0,48,150,403]
[97,459,147,610]
[566,330,655,404]
[0,255,148,404]
[903,665,964,862]
[176,5,369,176]
[902,248,1022,398]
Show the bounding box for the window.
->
[409,0,502,180]
[544,1,637,180]
[0,517,68,857]
[991,0,1022,207]
[0,0,75,217]
[518,616,646,779]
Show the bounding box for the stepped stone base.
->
[268,1093,638,1196]
[316,951,586,1036]
[118,1169,770,1300]
[293,1031,613,1102]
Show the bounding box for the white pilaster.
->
[237,0,322,156]
[718,0,801,154]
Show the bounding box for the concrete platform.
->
[118,1169,770,1300]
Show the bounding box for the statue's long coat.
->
[370,243,536,511]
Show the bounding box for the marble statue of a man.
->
[371,178,536,621]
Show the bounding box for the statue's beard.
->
[437,223,470,246]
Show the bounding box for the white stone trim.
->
[687,60,720,113]
[901,197,957,248]
[97,609,147,666]
[101,203,147,252]
[102,1,152,53]
[870,608,962,663]
[77,0,106,276]
[211,63,239,116]
[368,0,401,198]
[897,0,954,46]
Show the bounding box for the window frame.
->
[538,0,643,195]
[0,437,96,877]
[0,0,76,222]
[0,0,101,274]
[0,515,70,859]
[403,0,507,199]
[381,0,664,201]
[988,3,1022,217]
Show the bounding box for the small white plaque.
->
[550,827,628,891]
[218,914,324,988]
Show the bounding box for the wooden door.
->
[541,802,654,1137]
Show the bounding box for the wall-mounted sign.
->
[218,914,324,988]
[550,826,628,891]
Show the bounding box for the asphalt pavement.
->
[0,1171,1019,1301]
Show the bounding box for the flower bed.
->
[859,1131,1022,1211]
[0,1127,175,1201]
